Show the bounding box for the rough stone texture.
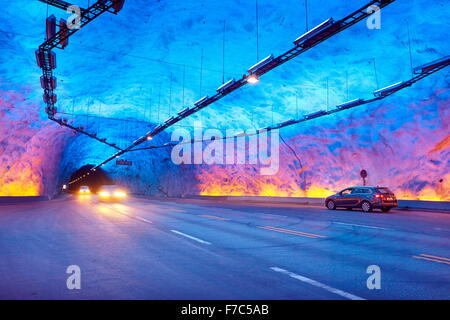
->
[0,0,448,199]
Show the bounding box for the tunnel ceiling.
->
[0,0,449,199]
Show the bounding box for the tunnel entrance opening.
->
[68,165,113,193]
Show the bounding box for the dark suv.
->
[325,186,398,212]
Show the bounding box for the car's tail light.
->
[374,194,385,199]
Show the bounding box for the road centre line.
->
[258,225,326,239]
[171,230,212,245]
[271,267,365,300]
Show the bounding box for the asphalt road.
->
[0,195,449,299]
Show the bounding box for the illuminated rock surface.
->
[0,0,448,199]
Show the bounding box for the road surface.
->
[0,195,449,299]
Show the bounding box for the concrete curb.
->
[0,196,50,205]
[179,195,450,213]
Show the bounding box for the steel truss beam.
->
[123,60,450,153]
[37,0,123,149]
[88,0,397,172]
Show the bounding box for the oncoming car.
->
[325,186,398,213]
[79,186,91,194]
[98,185,128,201]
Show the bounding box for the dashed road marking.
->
[171,230,212,245]
[332,221,392,231]
[258,225,326,239]
[199,214,230,221]
[98,204,153,224]
[413,253,450,265]
[132,216,153,224]
[271,267,365,300]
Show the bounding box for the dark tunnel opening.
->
[68,165,113,193]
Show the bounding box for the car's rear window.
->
[376,187,393,194]
[351,188,371,194]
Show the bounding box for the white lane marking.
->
[99,204,153,224]
[171,230,212,245]
[263,214,288,218]
[332,221,392,231]
[270,267,365,300]
[434,227,450,232]
[133,216,153,224]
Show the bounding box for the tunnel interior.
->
[68,165,113,193]
[0,0,448,200]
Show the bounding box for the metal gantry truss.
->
[38,0,87,13]
[84,0,397,175]
[37,0,124,150]
[115,57,449,154]
[79,54,450,185]
[67,0,450,185]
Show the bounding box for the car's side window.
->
[351,188,361,194]
[341,189,352,195]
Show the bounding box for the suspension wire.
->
[256,0,259,61]
[346,70,349,100]
[305,0,309,32]
[280,134,306,192]
[182,65,186,107]
[157,82,162,123]
[45,2,49,40]
[200,48,204,96]
[169,72,173,115]
[373,58,379,89]
[406,20,414,78]
[222,20,226,84]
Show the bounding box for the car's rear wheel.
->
[326,200,336,210]
[361,201,373,213]
[381,207,391,213]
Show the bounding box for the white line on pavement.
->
[171,230,212,245]
[263,214,288,218]
[133,216,153,224]
[270,267,366,300]
[332,221,392,231]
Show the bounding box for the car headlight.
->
[99,191,110,197]
[114,191,127,197]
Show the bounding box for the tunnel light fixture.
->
[373,81,408,97]
[293,18,335,46]
[247,75,259,84]
[247,54,274,74]
[305,110,327,120]
[217,78,236,93]
[336,98,365,110]
[278,119,297,127]
[413,55,450,74]
[147,136,153,140]
[194,96,209,107]
[177,107,191,116]
[164,116,175,124]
